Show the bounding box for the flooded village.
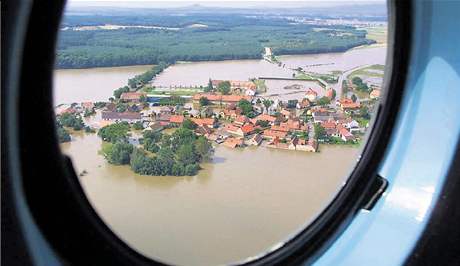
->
[56,48,383,159]
[55,45,385,265]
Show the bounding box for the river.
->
[61,133,359,266]
[53,65,153,104]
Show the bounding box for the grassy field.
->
[348,64,385,79]
[142,86,203,96]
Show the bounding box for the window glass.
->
[54,1,387,265]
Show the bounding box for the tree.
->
[352,77,363,86]
[217,81,231,95]
[102,142,134,165]
[255,120,270,128]
[114,86,130,99]
[238,99,252,115]
[199,96,210,106]
[204,78,213,92]
[143,130,162,153]
[171,163,185,176]
[263,99,273,113]
[182,119,197,130]
[116,102,128,113]
[194,136,212,161]
[84,108,96,117]
[317,96,331,106]
[314,123,327,140]
[351,94,358,103]
[94,102,106,109]
[352,76,369,92]
[57,125,71,143]
[184,163,199,176]
[133,121,144,130]
[176,144,197,165]
[331,89,337,99]
[58,113,84,130]
[98,122,130,143]
[360,106,370,119]
[130,148,154,174]
[84,126,95,133]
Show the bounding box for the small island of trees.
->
[99,121,213,176]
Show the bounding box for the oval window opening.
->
[53,1,388,265]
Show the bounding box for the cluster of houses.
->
[57,76,377,152]
[55,102,95,115]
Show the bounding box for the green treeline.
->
[56,14,375,69]
[99,123,213,176]
[128,62,169,88]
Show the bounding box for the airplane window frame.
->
[4,0,412,265]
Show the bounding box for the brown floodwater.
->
[53,65,153,104]
[61,133,359,266]
[152,46,386,88]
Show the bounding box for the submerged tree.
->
[217,81,231,95]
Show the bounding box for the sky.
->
[67,0,386,9]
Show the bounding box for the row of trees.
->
[127,62,169,89]
[99,122,213,176]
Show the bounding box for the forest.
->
[56,13,375,69]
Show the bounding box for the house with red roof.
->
[305,88,318,102]
[250,114,277,125]
[234,115,249,126]
[281,119,301,131]
[81,102,94,110]
[337,125,355,141]
[370,89,381,99]
[338,98,360,110]
[240,123,255,136]
[191,118,216,128]
[263,129,288,140]
[120,92,145,102]
[271,124,290,133]
[169,115,185,124]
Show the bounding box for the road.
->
[332,64,375,99]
